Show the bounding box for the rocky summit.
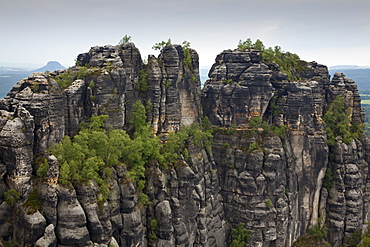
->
[0,42,369,247]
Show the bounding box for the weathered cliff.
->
[0,43,368,247]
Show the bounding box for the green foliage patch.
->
[237,38,309,81]
[293,224,330,246]
[358,223,370,247]
[49,100,213,201]
[265,198,273,208]
[52,66,104,90]
[182,41,193,71]
[152,39,172,51]
[118,35,132,47]
[136,67,149,93]
[229,223,251,247]
[323,96,364,146]
[4,189,20,206]
[36,157,49,178]
[323,167,333,191]
[54,69,76,90]
[23,189,41,214]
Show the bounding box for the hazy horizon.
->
[1,0,369,68]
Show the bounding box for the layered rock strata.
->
[0,44,368,247]
[201,49,369,246]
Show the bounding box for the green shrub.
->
[151,219,158,230]
[118,35,132,46]
[248,141,259,152]
[77,66,89,79]
[271,125,288,139]
[152,39,172,51]
[136,68,149,93]
[138,193,149,207]
[323,96,363,146]
[54,69,76,89]
[222,79,233,85]
[4,189,20,205]
[23,189,41,214]
[268,93,281,116]
[249,117,262,132]
[237,38,308,81]
[165,80,171,89]
[31,83,40,93]
[308,224,327,241]
[183,45,193,70]
[137,179,145,191]
[237,38,253,52]
[358,223,370,247]
[344,228,362,246]
[323,167,333,190]
[230,223,251,247]
[222,143,231,149]
[88,80,95,89]
[36,158,49,178]
[161,122,213,164]
[265,198,273,207]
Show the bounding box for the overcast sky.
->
[1,0,369,69]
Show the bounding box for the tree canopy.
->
[237,38,307,81]
[46,100,213,199]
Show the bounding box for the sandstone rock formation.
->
[0,43,368,247]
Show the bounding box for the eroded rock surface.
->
[0,44,368,247]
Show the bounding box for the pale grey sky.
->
[1,0,369,68]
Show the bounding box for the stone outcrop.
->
[0,43,368,247]
[202,50,274,127]
[201,49,369,246]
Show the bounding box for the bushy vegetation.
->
[323,167,333,190]
[4,189,20,205]
[36,157,49,178]
[344,228,362,246]
[162,121,213,164]
[151,39,193,71]
[54,69,76,89]
[152,39,172,51]
[265,198,273,208]
[293,223,330,247]
[118,35,132,46]
[237,38,309,81]
[47,100,212,199]
[358,223,370,247]
[181,40,193,71]
[23,189,41,214]
[135,67,149,93]
[229,223,251,247]
[323,96,364,146]
[248,116,288,139]
[53,66,97,90]
[308,224,328,242]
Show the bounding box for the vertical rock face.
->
[0,72,64,195]
[202,50,274,127]
[155,45,201,132]
[74,43,201,134]
[201,49,369,246]
[0,43,369,247]
[0,42,209,246]
[1,72,65,153]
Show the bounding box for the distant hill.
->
[328,67,370,92]
[33,61,65,72]
[0,68,30,98]
[329,65,370,70]
[0,61,66,98]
